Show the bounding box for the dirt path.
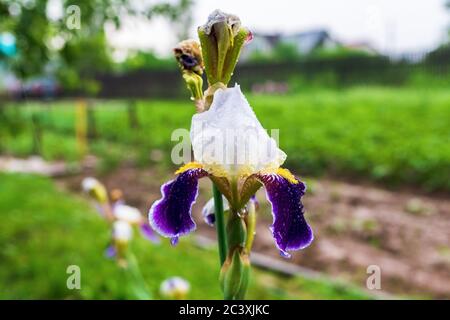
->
[57,163,450,299]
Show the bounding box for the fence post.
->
[31,113,42,155]
[0,102,5,152]
[87,100,98,139]
[127,100,139,129]
[75,100,88,158]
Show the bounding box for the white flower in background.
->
[160,277,190,300]
[110,188,160,243]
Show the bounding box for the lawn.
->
[0,173,372,299]
[1,86,449,192]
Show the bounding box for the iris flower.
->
[149,9,313,300]
[148,84,313,257]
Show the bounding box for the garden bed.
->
[57,162,450,299]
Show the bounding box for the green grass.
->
[0,173,371,299]
[2,86,449,191]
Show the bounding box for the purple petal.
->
[140,223,160,244]
[257,173,313,256]
[148,168,207,241]
[105,245,116,259]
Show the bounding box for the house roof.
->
[249,29,336,53]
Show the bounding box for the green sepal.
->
[222,28,250,85]
[220,248,250,300]
[198,28,218,85]
[238,175,262,210]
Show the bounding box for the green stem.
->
[125,251,152,300]
[213,184,227,265]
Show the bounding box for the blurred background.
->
[0,0,449,299]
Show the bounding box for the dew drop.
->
[279,250,291,259]
[170,236,179,246]
[237,208,247,218]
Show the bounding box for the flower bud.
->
[82,177,108,204]
[198,9,250,86]
[110,188,124,204]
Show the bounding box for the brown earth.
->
[57,161,450,299]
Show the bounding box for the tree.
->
[0,0,194,92]
[152,0,194,41]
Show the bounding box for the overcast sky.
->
[107,0,449,57]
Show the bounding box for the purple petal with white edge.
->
[257,173,313,256]
[148,168,208,243]
[140,223,160,244]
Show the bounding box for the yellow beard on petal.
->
[175,162,204,174]
[276,168,299,184]
[202,163,229,178]
[205,163,263,180]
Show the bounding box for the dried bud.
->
[173,39,204,76]
[110,188,123,203]
[174,40,205,103]
[82,177,108,204]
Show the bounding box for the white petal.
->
[113,204,142,224]
[190,84,286,177]
[112,220,133,242]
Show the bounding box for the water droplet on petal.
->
[171,236,179,246]
[279,250,291,259]
[237,208,247,218]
